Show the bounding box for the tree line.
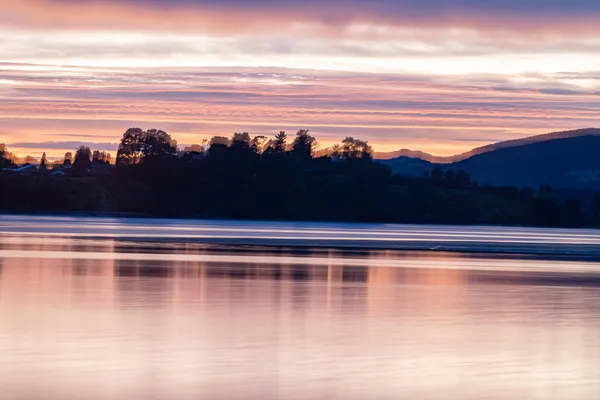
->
[1,129,600,228]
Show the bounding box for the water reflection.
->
[2,215,600,258]
[1,237,600,399]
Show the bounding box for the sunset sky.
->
[3,0,600,158]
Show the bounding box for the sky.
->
[3,0,600,158]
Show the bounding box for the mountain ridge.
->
[374,128,600,163]
[380,130,600,189]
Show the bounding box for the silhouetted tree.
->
[519,187,535,202]
[1,128,599,229]
[292,130,316,158]
[116,128,145,165]
[272,131,287,153]
[116,128,177,165]
[209,136,230,147]
[431,167,444,182]
[0,144,10,168]
[562,198,582,227]
[40,152,47,170]
[331,144,341,159]
[444,169,455,185]
[455,170,471,189]
[73,146,92,171]
[528,186,560,226]
[594,196,600,225]
[23,155,37,165]
[251,135,267,153]
[92,151,111,165]
[142,129,177,163]
[231,132,252,149]
[183,144,203,153]
[341,137,373,160]
[63,152,73,167]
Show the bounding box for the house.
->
[1,164,40,175]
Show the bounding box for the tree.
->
[562,198,582,227]
[209,136,230,147]
[331,144,341,159]
[141,129,177,162]
[116,128,145,165]
[40,152,48,170]
[431,167,444,182]
[340,137,373,160]
[23,155,37,165]
[73,146,92,171]
[291,130,316,158]
[0,144,8,168]
[251,135,267,153]
[63,152,73,167]
[93,150,111,164]
[184,144,203,153]
[272,131,287,153]
[444,169,455,185]
[455,170,471,189]
[231,132,252,149]
[116,128,177,165]
[594,196,600,224]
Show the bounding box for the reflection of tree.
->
[114,259,174,278]
[341,266,369,282]
[291,266,310,280]
[73,259,89,276]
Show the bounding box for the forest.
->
[1,128,600,228]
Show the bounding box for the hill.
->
[381,134,600,189]
[381,156,432,177]
[373,149,454,163]
[454,135,600,189]
[375,128,600,163]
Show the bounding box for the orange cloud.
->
[2,65,600,157]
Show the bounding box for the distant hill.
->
[375,128,600,163]
[373,149,453,163]
[381,134,600,189]
[381,156,432,177]
[454,135,600,188]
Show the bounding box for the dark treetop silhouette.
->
[1,128,600,228]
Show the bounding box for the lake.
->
[1,216,600,399]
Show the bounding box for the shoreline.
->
[3,232,600,262]
[1,214,600,261]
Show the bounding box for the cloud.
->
[2,64,600,156]
[3,1,600,157]
[8,141,118,151]
[4,0,600,38]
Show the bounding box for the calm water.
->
[2,217,600,399]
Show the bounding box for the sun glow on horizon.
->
[2,1,600,158]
